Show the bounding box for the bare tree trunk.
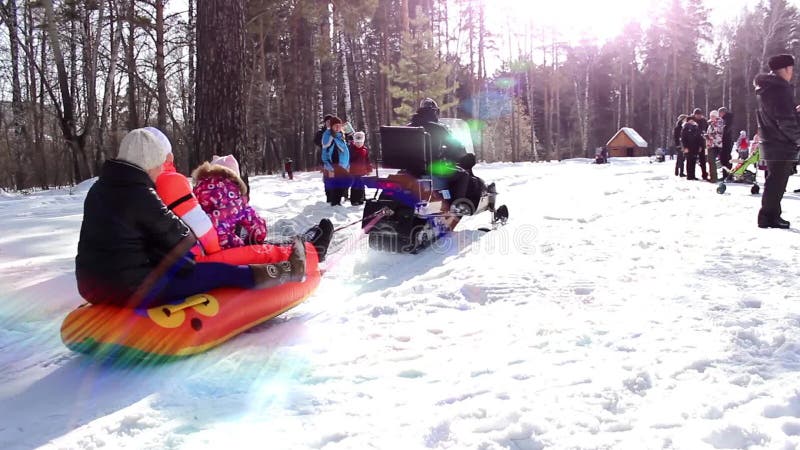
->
[81,0,105,177]
[187,0,197,168]
[155,0,167,130]
[344,34,365,130]
[320,3,334,117]
[126,0,139,130]
[25,2,47,187]
[195,0,247,176]
[400,0,409,34]
[1,0,29,188]
[41,0,92,183]
[98,0,123,169]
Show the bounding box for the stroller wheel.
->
[751,184,760,195]
[716,183,727,194]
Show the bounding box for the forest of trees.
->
[0,0,798,190]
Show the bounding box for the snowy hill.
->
[1,158,800,449]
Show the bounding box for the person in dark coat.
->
[284,158,294,180]
[673,114,688,176]
[692,108,709,180]
[681,117,704,180]
[313,114,333,149]
[754,54,800,229]
[408,98,469,165]
[408,98,476,230]
[75,129,306,308]
[719,107,735,169]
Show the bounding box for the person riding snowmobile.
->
[408,98,481,229]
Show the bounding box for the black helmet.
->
[419,98,439,111]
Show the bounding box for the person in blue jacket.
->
[321,116,351,206]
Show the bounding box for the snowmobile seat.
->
[379,126,432,178]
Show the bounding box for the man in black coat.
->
[692,108,709,180]
[673,114,687,176]
[408,98,476,229]
[408,98,468,166]
[681,117,704,180]
[754,54,800,229]
[719,107,735,169]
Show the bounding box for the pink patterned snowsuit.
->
[192,162,267,249]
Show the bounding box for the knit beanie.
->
[117,128,172,170]
[353,131,365,145]
[143,127,172,154]
[768,54,794,71]
[210,154,241,176]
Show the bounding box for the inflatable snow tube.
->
[61,245,320,364]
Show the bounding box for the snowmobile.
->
[716,147,761,195]
[361,123,508,253]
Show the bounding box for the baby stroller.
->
[716,147,761,195]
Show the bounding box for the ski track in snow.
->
[1,158,800,449]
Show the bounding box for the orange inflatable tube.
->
[61,245,320,364]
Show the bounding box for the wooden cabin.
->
[606,128,649,157]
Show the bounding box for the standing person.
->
[736,131,750,160]
[75,129,306,309]
[313,114,333,149]
[321,116,351,206]
[706,109,724,182]
[692,108,709,180]
[719,107,735,170]
[347,131,372,206]
[673,114,688,177]
[284,158,294,180]
[753,54,800,229]
[681,117,704,180]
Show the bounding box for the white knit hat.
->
[143,127,172,154]
[210,154,241,176]
[353,131,366,145]
[117,128,172,170]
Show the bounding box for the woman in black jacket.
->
[673,114,688,176]
[75,128,306,308]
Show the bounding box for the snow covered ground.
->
[2,157,800,450]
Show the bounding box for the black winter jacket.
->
[408,109,467,165]
[673,120,684,147]
[694,117,709,148]
[754,73,800,162]
[75,159,194,306]
[681,122,704,152]
[721,112,735,153]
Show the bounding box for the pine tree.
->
[383,6,455,124]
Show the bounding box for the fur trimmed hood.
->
[191,162,248,195]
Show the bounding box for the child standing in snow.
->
[192,155,268,249]
[347,131,372,206]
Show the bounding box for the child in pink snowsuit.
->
[192,155,268,249]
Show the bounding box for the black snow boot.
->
[302,219,334,262]
[757,212,790,229]
[250,237,306,287]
